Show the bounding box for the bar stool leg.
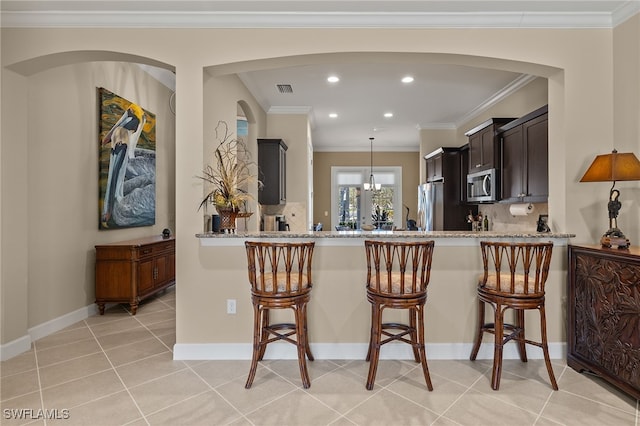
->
[366,303,382,390]
[416,305,434,391]
[294,304,311,389]
[491,303,506,390]
[539,304,558,390]
[246,303,263,389]
[515,309,528,362]
[470,298,485,361]
[365,306,375,362]
[258,309,270,361]
[409,307,420,362]
[302,303,314,361]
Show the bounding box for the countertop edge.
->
[196,231,575,247]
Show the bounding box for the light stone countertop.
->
[196,230,575,247]
[196,230,574,239]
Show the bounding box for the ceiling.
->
[3,1,639,151]
[237,61,529,151]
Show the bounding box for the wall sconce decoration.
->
[580,149,640,249]
[364,137,381,191]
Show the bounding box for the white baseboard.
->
[173,342,567,361]
[0,303,99,361]
[0,335,32,361]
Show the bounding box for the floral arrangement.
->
[198,121,261,212]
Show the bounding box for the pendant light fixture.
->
[364,137,381,191]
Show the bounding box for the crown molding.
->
[1,10,637,29]
[452,74,538,129]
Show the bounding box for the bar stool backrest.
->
[479,241,553,296]
[365,240,435,297]
[245,241,315,297]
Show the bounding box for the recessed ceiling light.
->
[329,113,338,118]
[384,112,393,118]
[401,76,414,83]
[327,75,340,83]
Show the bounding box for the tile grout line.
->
[183,362,253,425]
[84,318,150,426]
[430,364,490,425]
[32,341,47,426]
[534,364,568,425]
[265,359,351,420]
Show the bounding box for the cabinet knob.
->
[475,164,482,168]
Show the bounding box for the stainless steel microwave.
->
[467,169,498,203]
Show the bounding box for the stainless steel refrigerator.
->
[417,181,476,231]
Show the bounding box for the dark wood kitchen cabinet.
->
[258,138,287,205]
[95,235,175,315]
[499,105,548,203]
[465,118,514,173]
[567,244,640,400]
[425,147,458,182]
[424,147,476,230]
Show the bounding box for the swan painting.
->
[98,88,156,229]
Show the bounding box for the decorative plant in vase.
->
[198,121,261,232]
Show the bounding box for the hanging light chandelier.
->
[364,137,381,191]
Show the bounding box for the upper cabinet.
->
[498,105,548,203]
[258,138,287,205]
[465,118,515,173]
[425,148,444,182]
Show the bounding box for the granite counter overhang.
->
[197,230,575,247]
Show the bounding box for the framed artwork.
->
[98,87,156,229]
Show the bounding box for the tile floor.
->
[1,286,639,426]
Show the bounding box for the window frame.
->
[330,166,402,230]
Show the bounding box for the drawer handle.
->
[142,249,152,254]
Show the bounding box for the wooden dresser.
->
[567,244,640,400]
[95,235,175,315]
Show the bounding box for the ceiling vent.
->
[276,84,293,94]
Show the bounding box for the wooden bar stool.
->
[244,241,315,389]
[364,240,435,391]
[469,241,558,391]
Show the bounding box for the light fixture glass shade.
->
[364,137,380,191]
[580,150,640,182]
[364,176,381,191]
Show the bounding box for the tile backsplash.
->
[261,202,307,233]
[479,202,548,233]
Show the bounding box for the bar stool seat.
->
[469,241,558,391]
[364,240,435,391]
[244,241,315,389]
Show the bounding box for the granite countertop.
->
[196,230,575,239]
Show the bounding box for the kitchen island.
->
[176,230,573,361]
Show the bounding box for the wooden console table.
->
[567,244,640,400]
[95,235,175,315]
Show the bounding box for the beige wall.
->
[28,62,176,328]
[266,114,311,205]
[313,151,420,229]
[613,14,640,241]
[203,72,266,231]
[0,60,175,346]
[2,22,640,350]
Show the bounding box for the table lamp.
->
[580,149,640,249]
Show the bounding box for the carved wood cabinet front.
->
[568,244,640,400]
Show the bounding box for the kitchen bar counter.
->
[197,230,574,246]
[178,230,574,361]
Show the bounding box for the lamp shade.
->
[579,150,640,182]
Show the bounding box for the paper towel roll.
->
[509,203,535,216]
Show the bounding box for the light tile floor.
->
[2,286,639,426]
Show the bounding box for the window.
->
[331,167,402,230]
